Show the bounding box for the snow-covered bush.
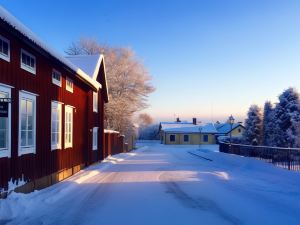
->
[242,105,263,145]
[272,88,300,148]
[262,101,275,146]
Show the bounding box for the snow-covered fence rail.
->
[219,142,300,171]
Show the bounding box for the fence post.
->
[288,147,291,170]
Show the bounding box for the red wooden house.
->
[0,6,109,194]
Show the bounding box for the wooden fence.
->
[103,130,129,158]
[219,142,300,171]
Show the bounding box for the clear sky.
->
[1,0,300,123]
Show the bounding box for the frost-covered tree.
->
[272,88,300,147]
[243,105,263,145]
[66,38,155,138]
[138,124,160,140]
[262,101,274,146]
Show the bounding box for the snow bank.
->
[0,149,141,220]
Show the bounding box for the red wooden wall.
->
[0,20,105,190]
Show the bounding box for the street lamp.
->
[228,115,235,151]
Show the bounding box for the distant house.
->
[214,122,245,138]
[159,118,244,145]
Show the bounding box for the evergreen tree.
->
[262,101,274,146]
[272,88,300,147]
[243,105,263,145]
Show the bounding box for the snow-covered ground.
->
[1,142,300,225]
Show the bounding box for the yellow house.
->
[214,123,245,138]
[159,120,245,145]
[163,123,218,145]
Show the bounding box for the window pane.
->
[21,115,27,130]
[0,130,6,149]
[2,42,8,55]
[22,53,26,64]
[27,116,33,130]
[27,131,33,145]
[51,133,56,144]
[21,100,26,114]
[21,131,26,146]
[27,100,33,115]
[0,118,7,130]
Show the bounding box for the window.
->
[203,135,208,142]
[238,128,241,133]
[0,85,11,158]
[92,127,98,150]
[93,92,98,112]
[64,105,73,148]
[19,91,36,156]
[20,49,36,74]
[0,35,10,62]
[52,69,61,87]
[51,102,62,150]
[170,134,175,142]
[184,135,189,142]
[66,77,73,93]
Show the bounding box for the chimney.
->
[192,118,197,125]
[176,117,181,122]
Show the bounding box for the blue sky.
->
[1,0,300,123]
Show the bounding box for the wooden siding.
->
[0,21,105,191]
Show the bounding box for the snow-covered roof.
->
[104,129,120,134]
[65,55,102,80]
[0,6,101,90]
[215,123,242,134]
[164,123,218,134]
[160,122,195,131]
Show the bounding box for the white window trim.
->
[18,91,37,156]
[64,105,73,149]
[20,49,36,75]
[52,69,62,87]
[0,35,10,62]
[51,101,62,150]
[66,77,73,93]
[93,92,98,113]
[92,127,98,150]
[0,85,11,158]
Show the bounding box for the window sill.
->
[52,80,62,87]
[18,147,35,156]
[51,145,62,151]
[21,64,36,75]
[0,150,10,158]
[0,53,10,62]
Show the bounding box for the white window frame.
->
[93,92,98,113]
[92,127,98,150]
[52,69,62,87]
[20,49,36,75]
[66,77,73,93]
[18,91,37,156]
[51,101,62,150]
[64,105,73,149]
[0,35,10,62]
[0,84,11,158]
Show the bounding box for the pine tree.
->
[272,88,300,147]
[262,101,274,146]
[243,105,263,145]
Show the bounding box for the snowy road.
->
[1,142,300,225]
